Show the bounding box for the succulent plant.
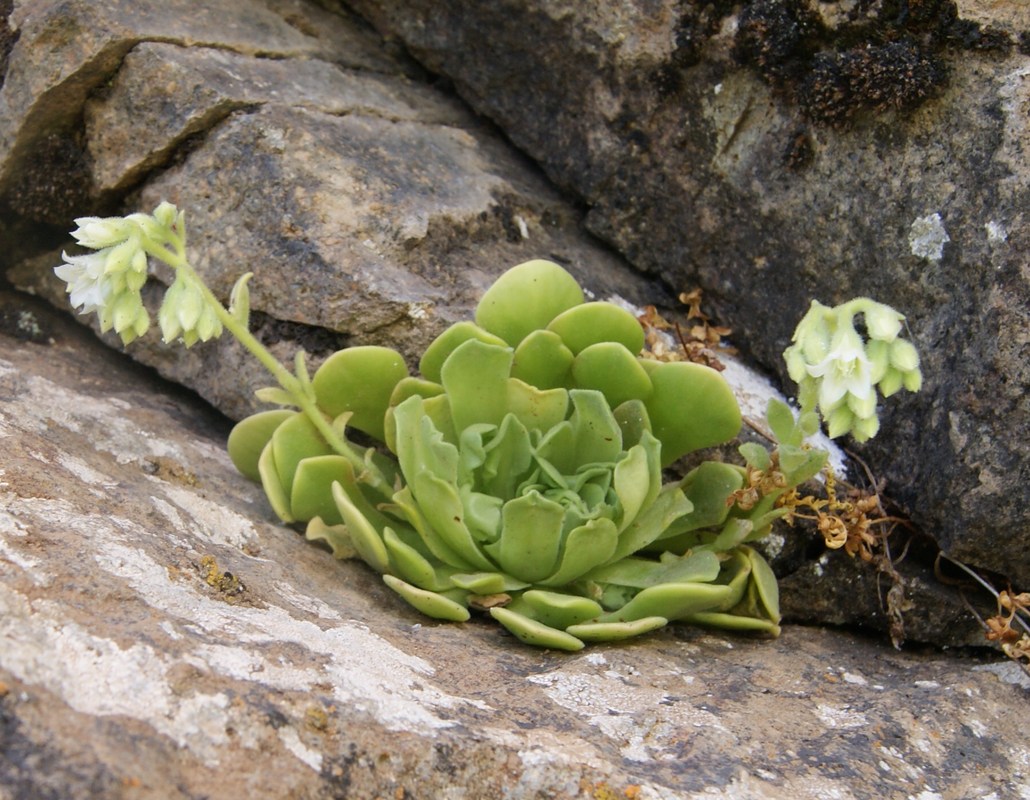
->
[226,259,789,649]
[55,204,918,651]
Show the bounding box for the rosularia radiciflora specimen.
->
[55,203,921,651]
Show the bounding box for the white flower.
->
[805,324,874,415]
[55,250,111,314]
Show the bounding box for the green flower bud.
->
[862,301,904,342]
[889,338,920,373]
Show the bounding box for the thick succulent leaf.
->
[643,362,742,466]
[270,413,334,498]
[606,485,693,565]
[304,516,357,559]
[744,546,781,624]
[257,442,295,522]
[585,550,721,589]
[566,617,668,641]
[546,301,645,356]
[506,379,569,437]
[698,518,753,552]
[394,396,459,484]
[597,581,736,623]
[567,389,623,468]
[485,491,565,582]
[459,484,504,543]
[612,433,662,532]
[475,259,585,347]
[612,399,651,450]
[227,409,294,482]
[682,462,744,529]
[290,455,353,524]
[680,611,780,636]
[419,321,508,383]
[440,339,514,433]
[331,481,390,574]
[515,590,604,629]
[389,487,482,571]
[540,517,619,586]
[473,414,534,500]
[389,376,445,406]
[311,346,409,442]
[412,471,497,572]
[571,342,653,409]
[489,606,585,651]
[511,329,574,389]
[449,571,528,594]
[383,527,441,589]
[383,575,471,622]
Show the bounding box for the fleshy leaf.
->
[567,389,623,468]
[643,362,742,466]
[511,329,574,389]
[485,491,565,583]
[270,413,334,499]
[475,260,585,347]
[304,516,357,559]
[571,342,653,408]
[384,575,471,622]
[440,339,514,433]
[419,321,509,383]
[681,611,780,635]
[506,379,570,437]
[546,301,645,356]
[227,409,294,482]
[517,590,604,629]
[490,606,585,651]
[257,442,294,522]
[597,581,736,623]
[540,517,619,586]
[291,455,352,524]
[566,617,668,641]
[311,346,409,442]
[331,481,391,574]
[585,550,721,588]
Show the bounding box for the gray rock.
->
[338,0,1030,586]
[1,292,1027,799]
[2,0,666,422]
[0,0,1014,648]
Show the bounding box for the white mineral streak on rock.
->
[278,727,324,772]
[528,664,730,763]
[0,494,479,771]
[908,213,950,261]
[814,702,868,730]
[155,481,258,549]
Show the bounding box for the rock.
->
[1,0,668,422]
[1,292,1027,799]
[338,0,1030,587]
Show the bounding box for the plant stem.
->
[143,236,388,492]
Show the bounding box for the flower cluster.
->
[55,202,223,347]
[783,298,922,441]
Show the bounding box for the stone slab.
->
[1,291,1027,799]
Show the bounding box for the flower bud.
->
[878,367,904,397]
[72,217,132,249]
[826,405,855,439]
[850,414,880,442]
[889,338,920,373]
[153,202,178,229]
[847,388,877,420]
[862,302,903,342]
[866,339,890,384]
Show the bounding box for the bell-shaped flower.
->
[805,323,874,415]
[55,250,111,315]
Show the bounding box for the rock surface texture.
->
[340,0,1030,588]
[1,294,1027,799]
